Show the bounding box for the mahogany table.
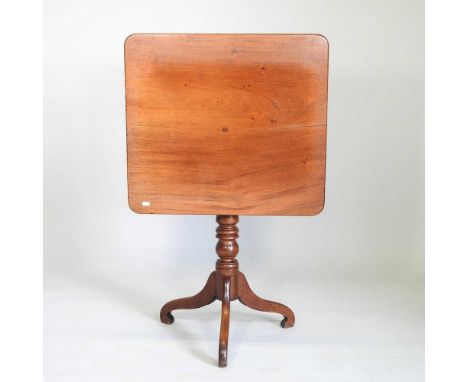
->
[124,33,329,367]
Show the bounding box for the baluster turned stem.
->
[215,215,239,301]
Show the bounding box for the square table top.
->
[125,34,328,215]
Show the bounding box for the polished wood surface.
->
[160,215,295,367]
[219,278,231,367]
[160,272,216,325]
[125,34,328,215]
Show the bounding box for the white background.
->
[43,0,424,381]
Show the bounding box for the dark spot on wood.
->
[261,66,265,70]
[302,159,307,165]
[270,119,277,123]
[250,117,255,120]
[184,83,188,86]
[231,49,238,54]
[222,127,229,133]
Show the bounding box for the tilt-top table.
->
[124,33,329,367]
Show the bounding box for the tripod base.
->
[160,215,295,367]
[160,271,295,367]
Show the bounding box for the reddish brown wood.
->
[238,272,295,328]
[219,279,230,367]
[125,33,328,215]
[160,215,295,367]
[160,271,216,324]
[215,215,239,301]
[126,33,329,367]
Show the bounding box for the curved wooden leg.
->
[160,271,217,324]
[218,279,231,367]
[237,272,295,328]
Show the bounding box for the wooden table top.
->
[125,34,328,215]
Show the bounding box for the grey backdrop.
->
[44,0,424,288]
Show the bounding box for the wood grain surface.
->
[124,34,328,215]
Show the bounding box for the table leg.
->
[237,272,295,328]
[160,271,217,324]
[218,278,231,367]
